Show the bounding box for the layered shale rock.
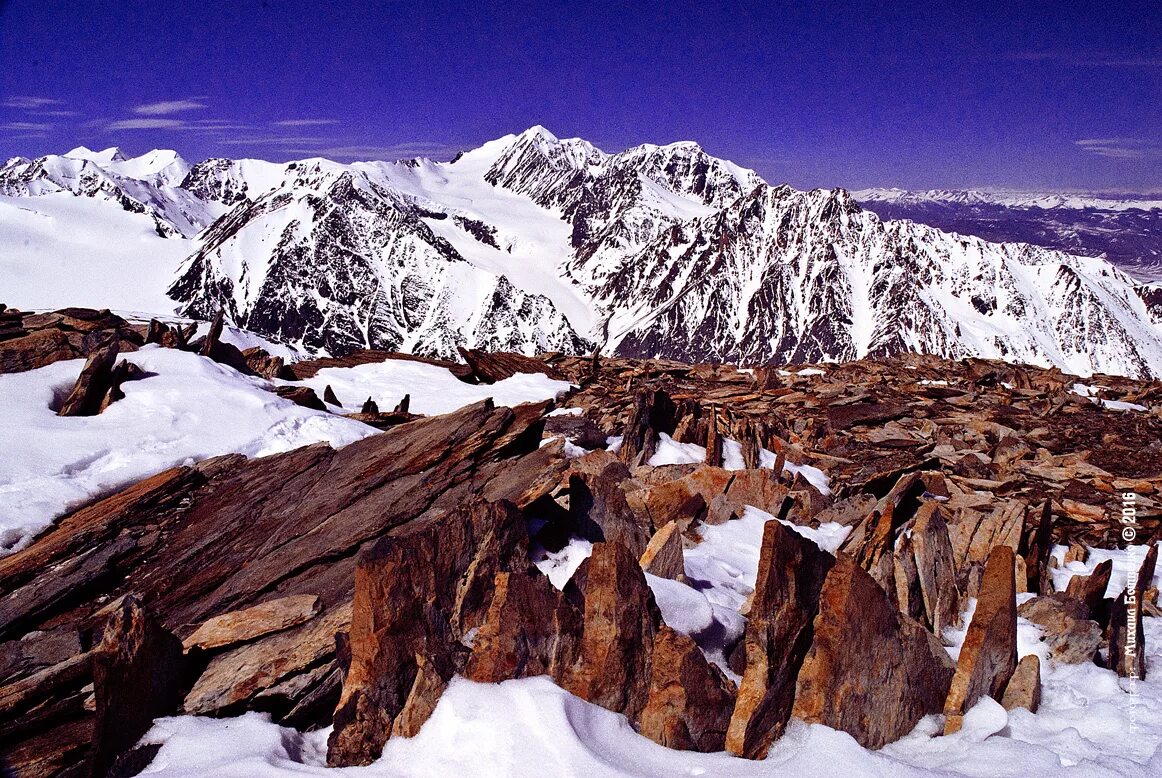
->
[943,546,1018,734]
[3,345,1161,775]
[791,554,956,749]
[727,520,834,758]
[0,398,561,775]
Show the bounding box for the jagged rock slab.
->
[726,520,835,759]
[943,546,1018,734]
[791,554,956,749]
[327,499,529,765]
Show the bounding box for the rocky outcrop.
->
[56,336,123,416]
[1000,654,1041,712]
[457,347,566,384]
[327,499,529,765]
[639,627,736,752]
[4,345,1161,774]
[0,307,145,374]
[943,546,1018,734]
[726,520,834,758]
[791,554,956,749]
[0,397,561,774]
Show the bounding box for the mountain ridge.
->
[3,129,1162,377]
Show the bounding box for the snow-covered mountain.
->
[855,187,1162,285]
[0,146,223,238]
[3,131,1162,376]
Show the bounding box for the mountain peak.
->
[64,146,126,164]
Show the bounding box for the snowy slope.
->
[4,130,1162,376]
[0,192,192,313]
[0,346,572,556]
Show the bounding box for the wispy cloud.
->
[34,109,81,117]
[2,96,63,110]
[272,119,340,127]
[275,141,464,161]
[107,118,188,130]
[1,121,54,132]
[132,99,207,115]
[1075,138,1162,160]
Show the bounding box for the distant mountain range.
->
[854,188,1162,284]
[3,129,1162,378]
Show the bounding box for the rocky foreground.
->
[0,306,1160,776]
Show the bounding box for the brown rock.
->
[640,522,685,580]
[826,401,907,430]
[183,594,323,652]
[390,655,449,739]
[199,309,225,358]
[559,542,660,720]
[726,520,835,759]
[1017,595,1102,664]
[949,500,1025,573]
[327,499,528,765]
[943,545,1017,735]
[1000,654,1041,712]
[1064,559,1112,625]
[639,626,736,752]
[242,347,287,380]
[570,465,650,559]
[1021,501,1056,594]
[911,503,962,635]
[544,413,607,450]
[272,384,327,411]
[91,596,187,777]
[457,347,565,384]
[323,384,342,406]
[1107,590,1147,679]
[464,568,572,682]
[184,602,351,716]
[1107,546,1153,680]
[704,404,723,466]
[791,554,955,749]
[618,387,677,466]
[0,327,77,373]
[57,337,119,417]
[725,469,790,517]
[1063,542,1088,566]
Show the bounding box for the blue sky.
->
[0,0,1159,190]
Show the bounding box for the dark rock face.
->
[727,520,834,759]
[943,546,1018,734]
[56,336,122,416]
[791,554,956,749]
[91,596,188,777]
[327,499,529,766]
[569,466,650,559]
